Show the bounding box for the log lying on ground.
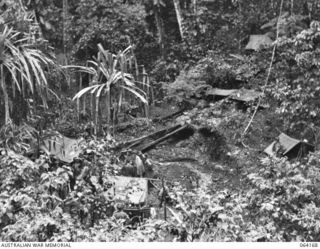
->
[160,157,197,163]
[114,125,182,150]
[113,108,185,133]
[126,125,181,150]
[140,125,191,153]
[116,123,194,153]
[152,109,185,122]
[107,118,147,132]
[102,121,132,133]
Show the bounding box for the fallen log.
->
[140,125,191,153]
[152,109,185,122]
[113,125,182,151]
[107,118,146,132]
[126,125,181,150]
[105,121,133,132]
[161,157,197,163]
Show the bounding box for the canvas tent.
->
[264,133,314,159]
[40,133,83,163]
[245,34,273,51]
[104,176,148,205]
[206,88,262,103]
[231,88,262,102]
[206,88,237,98]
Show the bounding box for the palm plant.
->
[72,44,149,136]
[0,24,58,125]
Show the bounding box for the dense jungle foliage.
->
[1,0,320,243]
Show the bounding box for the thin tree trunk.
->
[238,1,242,52]
[90,93,93,121]
[77,73,82,122]
[1,65,9,124]
[193,0,197,13]
[142,66,150,122]
[173,0,184,40]
[106,88,111,137]
[149,76,155,106]
[112,98,116,137]
[162,178,167,221]
[193,0,200,36]
[62,0,68,58]
[154,5,165,58]
[12,75,15,99]
[142,65,146,92]
[95,95,99,136]
[117,89,123,124]
[82,94,86,114]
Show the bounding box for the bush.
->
[163,52,248,107]
[245,152,320,241]
[263,21,320,130]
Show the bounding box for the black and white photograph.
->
[0,0,319,246]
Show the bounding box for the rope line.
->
[242,0,284,139]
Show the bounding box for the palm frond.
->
[121,85,147,104]
[72,85,100,100]
[72,43,150,135]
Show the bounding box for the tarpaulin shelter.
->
[104,176,148,205]
[245,34,273,51]
[40,133,83,163]
[206,88,237,98]
[206,88,262,103]
[264,133,314,159]
[231,88,262,102]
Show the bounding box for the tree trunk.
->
[154,5,165,58]
[82,94,86,114]
[238,0,242,52]
[1,65,9,124]
[106,88,111,136]
[0,36,9,124]
[77,73,82,122]
[173,0,184,40]
[95,94,99,136]
[193,0,197,13]
[193,0,200,36]
[62,0,68,57]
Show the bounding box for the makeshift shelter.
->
[40,133,83,163]
[104,176,148,205]
[264,133,314,159]
[245,34,273,51]
[206,88,262,103]
[206,88,237,98]
[231,88,262,102]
